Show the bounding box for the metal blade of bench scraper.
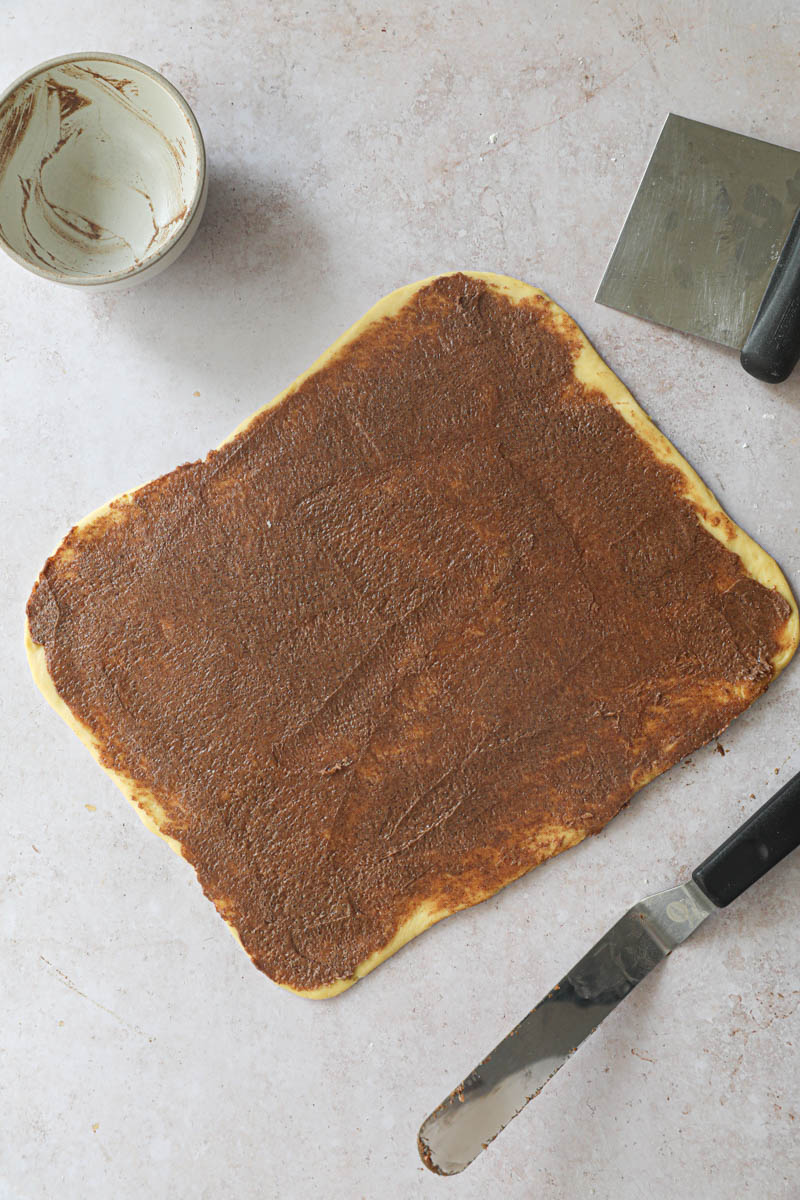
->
[418,879,715,1176]
[596,114,800,349]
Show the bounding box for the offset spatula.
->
[418,769,800,1175]
[596,114,800,383]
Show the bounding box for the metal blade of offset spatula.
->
[418,879,715,1176]
[596,113,800,348]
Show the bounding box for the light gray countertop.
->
[2,3,798,1198]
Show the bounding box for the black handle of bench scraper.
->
[740,207,800,383]
[692,768,800,907]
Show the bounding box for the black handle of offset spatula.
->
[740,207,800,383]
[692,768,800,907]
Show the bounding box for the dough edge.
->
[25,271,800,999]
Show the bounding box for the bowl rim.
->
[0,51,207,286]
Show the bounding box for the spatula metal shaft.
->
[418,880,714,1176]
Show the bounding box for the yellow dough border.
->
[25,272,799,998]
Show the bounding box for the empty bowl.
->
[0,52,207,289]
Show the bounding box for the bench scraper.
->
[596,113,800,383]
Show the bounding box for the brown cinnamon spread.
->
[27,274,792,993]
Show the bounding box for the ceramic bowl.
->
[0,53,207,289]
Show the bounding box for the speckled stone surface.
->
[2,3,799,1198]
